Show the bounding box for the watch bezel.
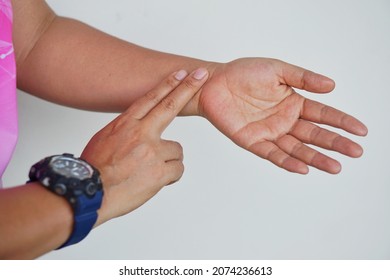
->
[49,155,94,180]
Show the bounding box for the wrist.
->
[28,154,103,248]
[178,62,222,117]
[27,181,74,250]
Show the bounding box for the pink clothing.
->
[0,0,17,183]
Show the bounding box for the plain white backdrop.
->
[4,0,390,259]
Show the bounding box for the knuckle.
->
[144,90,160,106]
[165,75,180,89]
[126,125,144,141]
[309,126,322,142]
[133,141,157,160]
[173,141,183,153]
[175,160,185,175]
[107,115,128,135]
[182,78,198,90]
[178,162,185,175]
[171,162,185,184]
[177,162,185,179]
[176,143,184,160]
[161,97,176,112]
[166,140,184,160]
[164,161,185,186]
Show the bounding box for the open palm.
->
[199,58,367,174]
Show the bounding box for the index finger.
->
[143,68,209,135]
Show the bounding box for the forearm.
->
[0,183,73,259]
[15,13,214,114]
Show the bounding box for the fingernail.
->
[193,68,208,80]
[174,70,188,81]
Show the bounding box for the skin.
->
[0,0,367,259]
[0,68,209,259]
[198,58,367,174]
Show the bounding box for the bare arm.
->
[0,68,209,259]
[12,1,368,172]
[13,0,211,114]
[2,0,367,260]
[0,182,73,259]
[13,0,368,171]
[4,0,211,260]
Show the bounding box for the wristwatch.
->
[28,153,104,248]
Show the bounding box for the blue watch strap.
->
[58,190,103,249]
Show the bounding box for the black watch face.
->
[50,156,93,180]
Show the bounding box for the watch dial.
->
[50,156,93,180]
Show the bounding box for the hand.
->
[198,58,368,174]
[81,68,209,225]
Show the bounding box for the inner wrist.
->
[178,62,221,117]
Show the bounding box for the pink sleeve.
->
[0,0,17,181]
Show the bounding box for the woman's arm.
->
[0,68,210,259]
[13,0,211,114]
[0,182,73,259]
[12,1,367,174]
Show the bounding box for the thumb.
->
[279,61,336,93]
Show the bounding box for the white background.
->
[4,0,390,259]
